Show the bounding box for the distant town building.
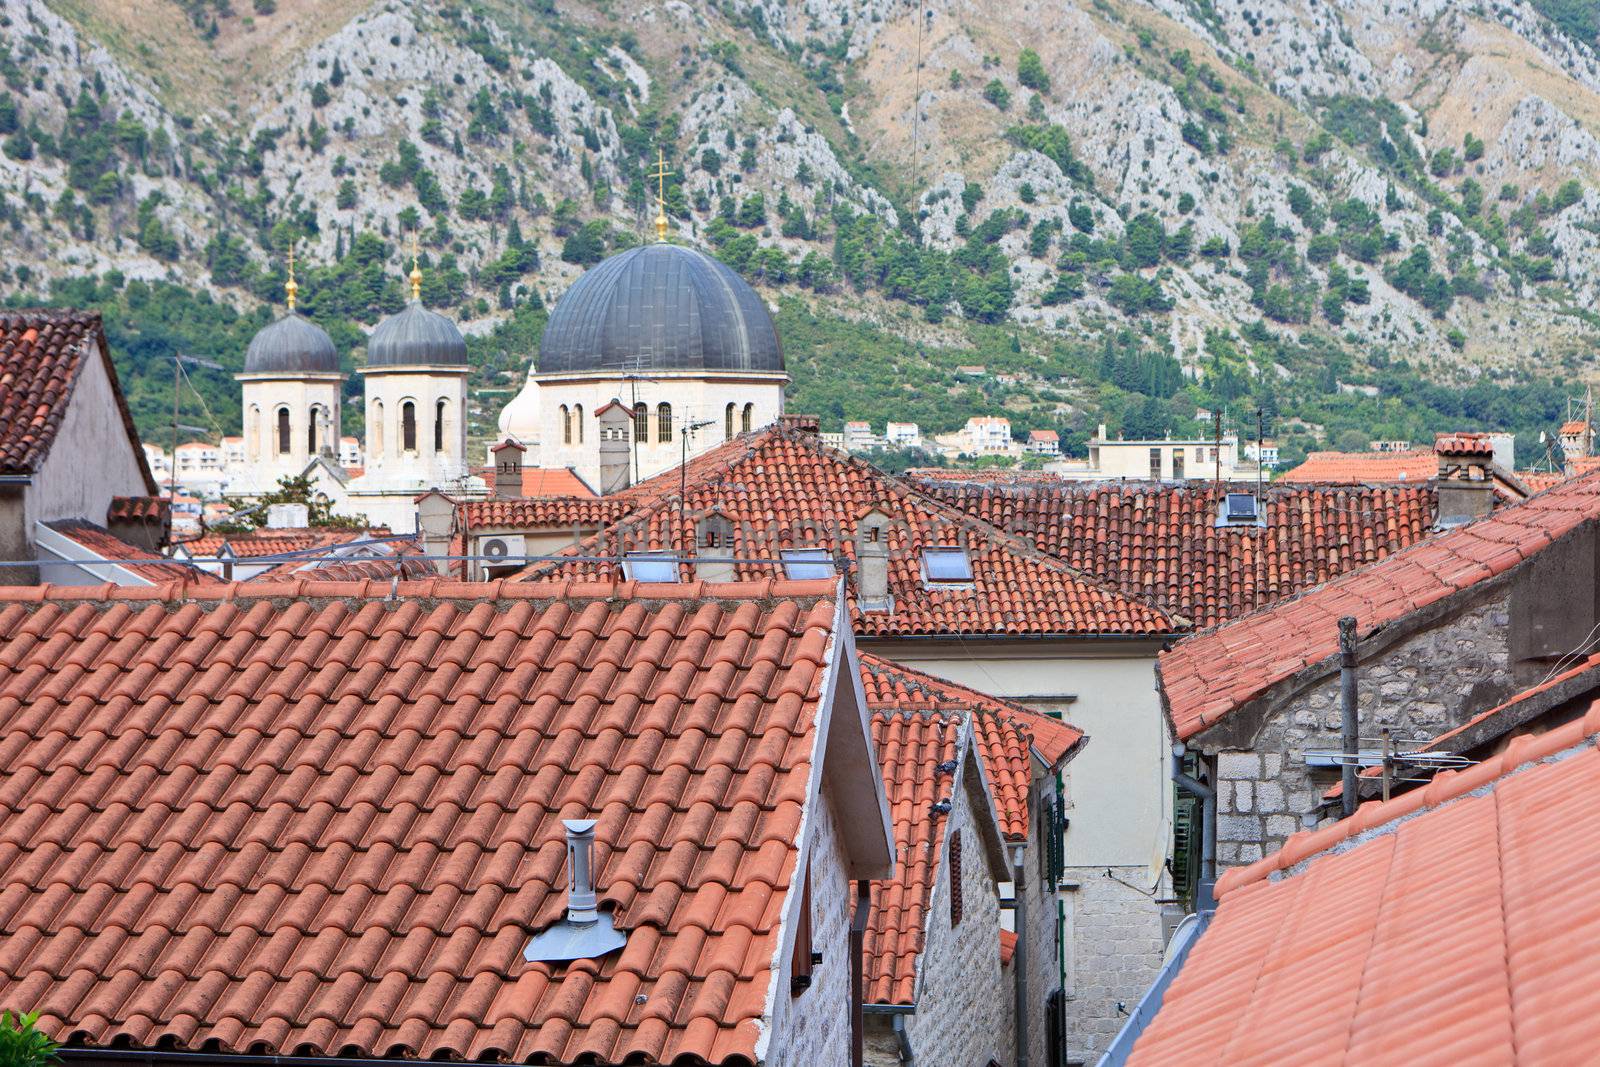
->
[220,436,245,467]
[1370,439,1413,452]
[820,431,846,451]
[175,441,222,477]
[844,420,885,452]
[885,421,923,449]
[1049,425,1252,481]
[962,416,1015,455]
[1025,429,1061,456]
[142,443,170,481]
[339,435,362,468]
[956,364,987,377]
[1244,438,1280,470]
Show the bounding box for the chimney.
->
[493,439,526,499]
[1435,433,1495,528]
[265,502,309,529]
[413,490,456,576]
[855,509,893,613]
[564,819,600,923]
[596,402,631,495]
[779,413,820,435]
[694,513,736,582]
[1559,419,1593,471]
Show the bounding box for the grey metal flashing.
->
[1095,909,1212,1067]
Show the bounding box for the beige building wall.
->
[31,349,151,528]
[236,374,344,488]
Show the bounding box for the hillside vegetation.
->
[4,0,1600,467]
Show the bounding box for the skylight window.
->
[781,548,836,581]
[622,552,680,582]
[1216,493,1266,528]
[921,547,974,586]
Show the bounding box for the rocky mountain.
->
[3,0,1600,462]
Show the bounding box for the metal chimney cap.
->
[564,818,598,835]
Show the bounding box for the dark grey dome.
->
[367,300,467,367]
[538,244,783,375]
[244,312,339,375]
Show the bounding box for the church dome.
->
[367,300,468,368]
[538,244,783,376]
[243,312,339,375]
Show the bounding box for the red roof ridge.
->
[1219,700,1600,900]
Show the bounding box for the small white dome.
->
[498,377,541,444]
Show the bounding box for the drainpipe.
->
[892,1014,914,1064]
[1013,844,1029,1067]
[851,879,870,1067]
[1339,616,1359,819]
[1170,744,1215,912]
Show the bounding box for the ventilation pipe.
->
[565,819,599,922]
[1339,616,1359,819]
[523,818,627,963]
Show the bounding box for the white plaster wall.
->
[533,371,785,489]
[29,348,150,528]
[359,369,469,485]
[767,782,852,1067]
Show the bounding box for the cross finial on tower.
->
[649,148,672,242]
[409,229,422,302]
[285,243,298,311]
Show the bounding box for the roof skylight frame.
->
[920,547,975,589]
[622,551,681,583]
[1216,492,1266,528]
[780,547,837,581]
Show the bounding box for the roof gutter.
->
[0,475,33,486]
[1094,907,1213,1067]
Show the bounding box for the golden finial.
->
[408,229,422,302]
[649,148,672,242]
[285,243,298,311]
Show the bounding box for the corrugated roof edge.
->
[1218,700,1600,900]
[0,576,842,605]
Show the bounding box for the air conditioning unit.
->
[478,534,526,566]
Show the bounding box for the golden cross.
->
[285,242,298,311]
[649,148,672,241]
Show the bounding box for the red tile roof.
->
[175,527,392,559]
[0,310,158,492]
[1128,706,1600,1066]
[1561,419,1589,435]
[1519,470,1568,492]
[1159,470,1600,741]
[1276,449,1438,483]
[470,466,598,498]
[458,495,635,530]
[42,521,222,585]
[911,477,1435,628]
[1000,929,1017,967]
[516,426,1176,638]
[106,495,169,525]
[856,654,1081,1006]
[245,537,434,583]
[1434,431,1494,456]
[0,578,855,1064]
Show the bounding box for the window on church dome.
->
[725,403,736,440]
[561,405,571,445]
[658,403,672,443]
[434,399,447,454]
[742,403,754,433]
[402,401,417,453]
[634,402,648,442]
[276,407,291,455]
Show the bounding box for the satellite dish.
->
[1540,431,1548,444]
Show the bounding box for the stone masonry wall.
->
[769,782,853,1067]
[1211,595,1515,866]
[898,756,1012,1067]
[1060,868,1169,1065]
[1019,777,1058,1067]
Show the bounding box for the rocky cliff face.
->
[5,0,1600,438]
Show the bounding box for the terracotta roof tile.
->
[0,579,842,1064]
[1160,470,1600,741]
[469,466,598,498]
[1128,706,1600,1065]
[1000,929,1017,967]
[911,476,1435,628]
[43,521,222,585]
[1277,449,1439,483]
[514,426,1176,637]
[0,310,157,492]
[176,527,393,559]
[106,495,169,524]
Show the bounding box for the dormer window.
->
[622,552,679,583]
[921,547,974,588]
[781,548,835,581]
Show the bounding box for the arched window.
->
[276,407,292,455]
[633,402,649,442]
[742,403,754,433]
[370,400,384,459]
[561,404,571,444]
[574,405,583,443]
[725,402,736,440]
[401,400,417,453]
[246,405,260,460]
[308,405,325,455]
[657,402,673,443]
[434,398,447,454]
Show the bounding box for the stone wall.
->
[1059,867,1169,1065]
[1017,774,1059,1067]
[1208,595,1516,865]
[895,748,1012,1067]
[768,782,853,1067]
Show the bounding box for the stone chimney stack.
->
[778,413,820,435]
[694,513,736,583]
[596,402,632,496]
[492,440,526,499]
[1435,432,1496,528]
[855,508,893,613]
[413,490,457,576]
[1559,419,1593,471]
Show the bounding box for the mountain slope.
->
[4,0,1599,466]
